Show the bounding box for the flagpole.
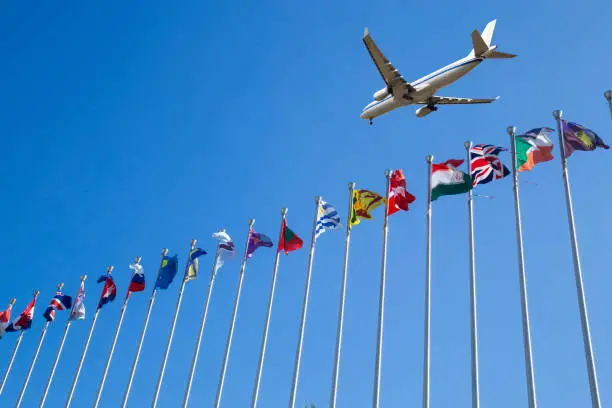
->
[553,110,601,408]
[214,219,255,408]
[372,171,392,408]
[152,240,196,408]
[93,257,141,408]
[65,266,113,408]
[16,289,47,408]
[122,249,167,408]
[604,90,612,119]
[183,231,225,407]
[251,209,286,408]
[0,297,24,396]
[423,156,433,408]
[329,183,354,408]
[40,276,85,408]
[465,141,480,408]
[507,126,538,408]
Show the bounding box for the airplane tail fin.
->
[469,19,517,59]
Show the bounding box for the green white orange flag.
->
[515,127,554,172]
[431,159,472,201]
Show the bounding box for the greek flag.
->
[315,200,341,239]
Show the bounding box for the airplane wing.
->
[363,28,415,92]
[426,96,500,105]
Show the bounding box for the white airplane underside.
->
[360,19,516,122]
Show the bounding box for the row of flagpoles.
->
[0,109,609,407]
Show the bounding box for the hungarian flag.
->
[431,159,472,201]
[388,169,415,215]
[278,219,303,254]
[515,128,554,172]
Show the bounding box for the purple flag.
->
[562,121,609,157]
[247,230,273,257]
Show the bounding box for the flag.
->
[431,159,473,201]
[470,144,510,186]
[279,219,303,254]
[247,230,273,257]
[128,263,145,293]
[155,255,178,290]
[0,305,12,338]
[69,281,86,321]
[515,127,554,172]
[184,248,207,282]
[387,169,416,215]
[97,275,117,309]
[562,121,609,157]
[315,200,341,239]
[43,292,72,322]
[349,189,384,227]
[212,231,236,273]
[6,298,36,332]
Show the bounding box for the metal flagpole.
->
[553,110,601,408]
[215,219,255,408]
[465,141,480,408]
[372,171,392,408]
[40,276,85,408]
[288,196,322,408]
[16,289,49,408]
[329,183,354,408]
[65,266,112,408]
[423,156,433,408]
[508,126,538,408]
[152,240,196,408]
[93,258,142,408]
[604,90,612,119]
[251,209,286,408]
[183,230,225,407]
[122,249,168,408]
[0,297,24,396]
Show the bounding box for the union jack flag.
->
[470,144,510,186]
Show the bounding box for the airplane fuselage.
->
[360,56,483,120]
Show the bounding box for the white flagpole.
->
[553,110,601,408]
[251,209,286,408]
[288,196,322,408]
[16,289,48,408]
[65,266,112,408]
[507,126,538,408]
[0,297,24,396]
[122,249,168,408]
[93,258,142,408]
[329,183,354,408]
[465,141,480,408]
[214,219,255,408]
[152,240,196,408]
[423,156,433,408]
[604,90,612,119]
[183,230,225,407]
[40,276,85,408]
[372,171,392,408]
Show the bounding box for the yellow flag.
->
[349,189,384,227]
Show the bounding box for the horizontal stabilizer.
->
[487,50,517,59]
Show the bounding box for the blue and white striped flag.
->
[315,200,341,239]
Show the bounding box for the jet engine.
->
[373,87,390,101]
[415,105,437,118]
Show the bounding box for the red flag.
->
[278,219,304,254]
[388,169,415,215]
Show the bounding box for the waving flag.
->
[43,292,73,322]
[515,127,554,172]
[470,144,510,186]
[0,305,12,338]
[349,189,383,227]
[562,121,609,157]
[155,255,179,289]
[6,298,36,332]
[97,275,117,309]
[431,159,473,201]
[387,169,416,215]
[128,263,145,293]
[279,219,304,254]
[184,248,207,282]
[212,231,236,273]
[247,230,273,258]
[315,200,341,239]
[69,281,86,321]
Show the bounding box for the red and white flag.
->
[388,169,415,215]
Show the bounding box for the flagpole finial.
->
[385,169,392,178]
[57,282,64,291]
[80,275,87,282]
[190,239,197,249]
[604,90,612,102]
[507,126,516,136]
[248,219,255,227]
[348,182,356,190]
[315,196,322,204]
[33,289,40,298]
[553,109,563,120]
[161,248,168,256]
[9,298,16,306]
[281,208,288,215]
[134,256,142,264]
[219,228,226,233]
[464,141,472,150]
[426,155,433,163]
[107,266,114,274]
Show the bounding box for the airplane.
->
[360,20,516,123]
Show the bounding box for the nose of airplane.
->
[360,110,368,119]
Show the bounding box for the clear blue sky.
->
[0,1,610,407]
